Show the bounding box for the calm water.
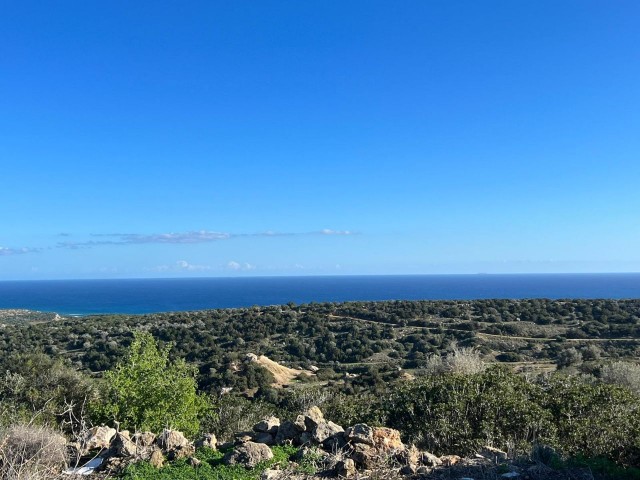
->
[0,274,639,315]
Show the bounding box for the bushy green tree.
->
[93,332,209,436]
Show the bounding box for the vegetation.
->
[122,445,300,480]
[1,299,640,477]
[91,332,210,437]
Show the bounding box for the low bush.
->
[387,366,553,455]
[386,366,640,467]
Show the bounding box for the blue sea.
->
[0,274,639,315]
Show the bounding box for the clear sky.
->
[1,1,639,280]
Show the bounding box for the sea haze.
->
[0,274,639,315]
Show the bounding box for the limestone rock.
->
[83,426,116,451]
[224,441,274,468]
[294,415,307,432]
[336,458,356,477]
[133,431,156,447]
[157,429,190,451]
[261,468,282,480]
[372,427,404,452]
[298,431,313,445]
[303,406,325,430]
[345,424,374,446]
[313,421,344,444]
[188,456,202,467]
[149,448,164,468]
[113,431,137,457]
[479,445,508,463]
[254,416,281,434]
[168,444,195,460]
[195,433,218,449]
[350,442,379,468]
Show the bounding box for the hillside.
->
[0,299,638,394]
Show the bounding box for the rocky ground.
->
[59,406,599,480]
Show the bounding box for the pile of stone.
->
[71,425,202,474]
[225,406,481,477]
[73,406,512,478]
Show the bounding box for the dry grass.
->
[0,424,68,480]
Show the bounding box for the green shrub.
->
[92,332,210,437]
[386,366,554,455]
[543,376,640,465]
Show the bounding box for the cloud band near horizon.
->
[55,228,357,249]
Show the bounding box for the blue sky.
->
[1,1,639,279]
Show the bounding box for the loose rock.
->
[372,427,404,451]
[133,431,156,447]
[254,416,281,434]
[83,426,116,452]
[254,432,275,445]
[313,421,344,444]
[149,449,164,468]
[157,429,190,451]
[224,441,274,468]
[479,445,508,463]
[336,458,357,477]
[275,420,300,444]
[440,454,461,466]
[261,468,281,480]
[303,406,325,430]
[420,451,442,466]
[345,424,374,446]
[195,433,217,449]
[113,431,137,457]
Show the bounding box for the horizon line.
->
[2,271,640,282]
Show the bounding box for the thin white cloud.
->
[176,260,212,271]
[56,228,359,249]
[319,229,355,235]
[152,260,212,272]
[225,260,256,271]
[0,246,39,256]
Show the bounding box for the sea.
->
[0,273,639,316]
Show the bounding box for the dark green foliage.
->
[385,367,640,467]
[0,353,96,431]
[1,299,640,395]
[387,366,554,454]
[543,376,640,465]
